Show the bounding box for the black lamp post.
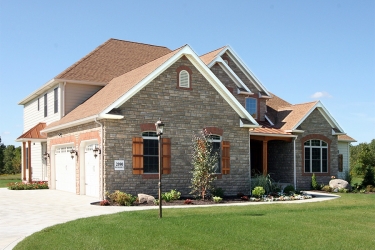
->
[155,118,165,218]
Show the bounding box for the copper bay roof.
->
[17,123,46,141]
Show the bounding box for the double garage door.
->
[55,144,99,198]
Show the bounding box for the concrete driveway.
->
[0,188,155,250]
[0,188,339,249]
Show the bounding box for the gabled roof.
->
[201,46,272,97]
[55,38,172,83]
[19,39,172,105]
[16,123,46,141]
[44,45,259,132]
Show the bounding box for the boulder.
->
[138,193,155,204]
[329,179,352,191]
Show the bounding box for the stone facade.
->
[267,140,294,184]
[103,57,251,196]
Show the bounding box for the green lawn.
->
[15,193,375,250]
[0,173,21,188]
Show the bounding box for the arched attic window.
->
[179,70,190,88]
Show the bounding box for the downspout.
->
[94,117,105,200]
[293,137,297,189]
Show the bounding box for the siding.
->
[23,85,61,132]
[64,83,102,115]
[338,141,349,179]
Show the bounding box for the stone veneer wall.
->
[103,57,250,197]
[267,140,294,184]
[295,109,338,190]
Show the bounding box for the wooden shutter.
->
[162,138,171,174]
[222,141,230,174]
[132,137,143,174]
[338,154,343,172]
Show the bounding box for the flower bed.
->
[7,181,49,190]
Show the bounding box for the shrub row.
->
[7,181,48,190]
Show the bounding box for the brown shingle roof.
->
[276,101,318,130]
[338,134,357,142]
[200,46,226,65]
[17,123,46,140]
[252,121,292,135]
[55,38,172,83]
[46,47,183,130]
[266,92,291,110]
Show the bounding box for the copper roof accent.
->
[17,123,46,140]
[338,134,357,142]
[55,38,172,83]
[45,47,183,130]
[252,121,292,135]
[200,46,226,65]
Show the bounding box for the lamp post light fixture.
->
[155,118,165,218]
[70,149,78,159]
[93,147,101,158]
[43,152,49,160]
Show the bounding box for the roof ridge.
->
[200,45,227,57]
[108,38,170,50]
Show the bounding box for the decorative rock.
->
[329,179,352,191]
[138,193,155,204]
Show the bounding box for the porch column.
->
[28,141,32,182]
[22,142,26,181]
[262,140,268,175]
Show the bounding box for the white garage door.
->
[85,144,100,198]
[55,146,76,193]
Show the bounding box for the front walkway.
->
[0,188,338,249]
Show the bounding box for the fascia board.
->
[41,115,98,133]
[18,79,58,105]
[240,119,260,128]
[100,45,258,125]
[225,46,271,97]
[215,58,252,93]
[18,78,107,105]
[264,114,275,126]
[15,138,47,142]
[291,101,344,133]
[249,132,297,138]
[98,114,124,119]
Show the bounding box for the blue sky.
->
[0,0,374,146]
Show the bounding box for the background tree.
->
[0,137,6,174]
[12,146,22,174]
[350,139,375,175]
[3,145,16,174]
[190,130,218,200]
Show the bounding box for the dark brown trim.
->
[245,96,260,120]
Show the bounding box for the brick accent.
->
[140,123,156,132]
[301,134,331,177]
[204,127,223,136]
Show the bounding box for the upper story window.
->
[179,70,190,88]
[44,94,47,117]
[245,98,257,119]
[304,140,328,173]
[176,65,192,90]
[54,88,58,113]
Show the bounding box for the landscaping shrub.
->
[321,185,332,192]
[211,187,225,198]
[283,185,295,195]
[212,196,222,203]
[252,186,265,198]
[251,174,280,194]
[107,190,136,206]
[365,185,374,192]
[311,173,320,190]
[7,181,48,190]
[162,189,181,202]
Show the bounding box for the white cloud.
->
[310,91,332,99]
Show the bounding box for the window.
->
[132,134,171,175]
[208,135,222,173]
[179,70,190,88]
[44,94,47,117]
[54,88,58,113]
[304,140,328,173]
[245,98,257,119]
[142,132,158,173]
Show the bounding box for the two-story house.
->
[17,38,355,199]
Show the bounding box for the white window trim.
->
[179,70,190,88]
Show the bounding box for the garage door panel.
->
[55,146,76,193]
[85,144,99,198]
